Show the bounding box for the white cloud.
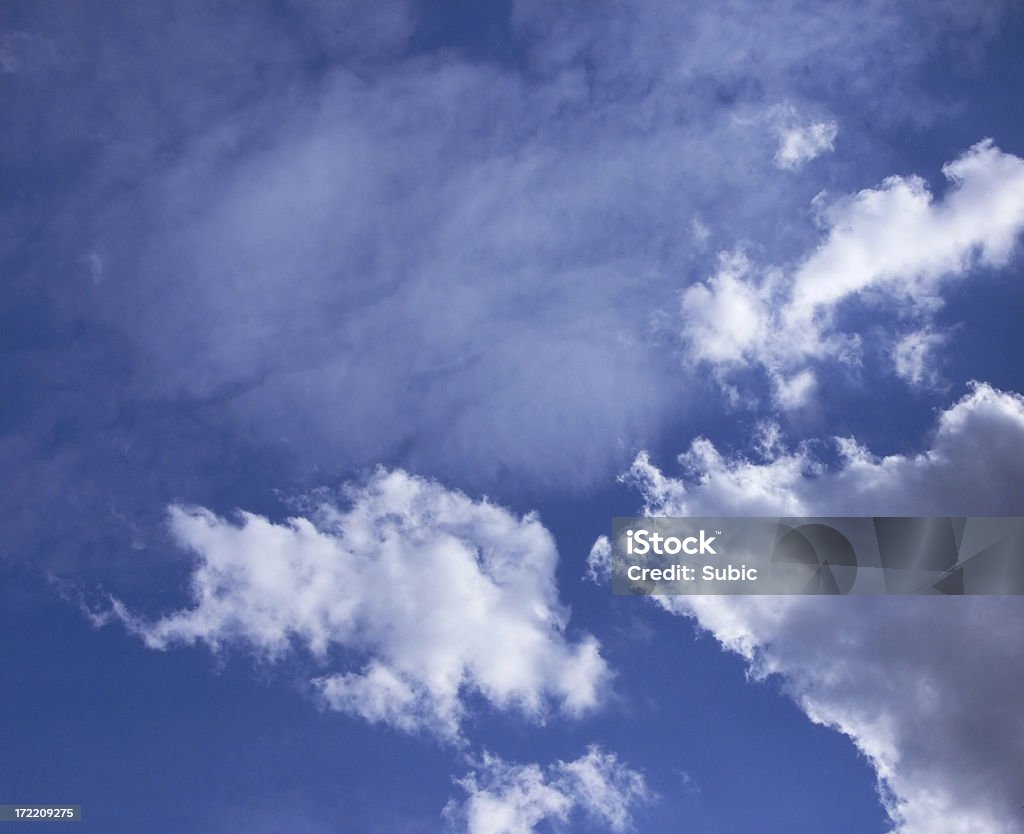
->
[891,328,948,387]
[43,1,1011,495]
[443,747,650,834]
[681,140,1024,407]
[774,117,838,169]
[615,382,1024,833]
[625,381,1024,517]
[792,139,1024,311]
[585,535,613,585]
[4,1,1020,585]
[103,468,608,740]
[771,367,817,410]
[690,215,711,248]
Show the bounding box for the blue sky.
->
[2,2,1024,832]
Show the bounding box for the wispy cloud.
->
[891,327,949,388]
[2,0,1005,506]
[768,104,839,169]
[775,121,838,169]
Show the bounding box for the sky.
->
[2,1,1024,832]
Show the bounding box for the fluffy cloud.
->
[624,381,1024,517]
[443,747,649,834]
[101,468,608,740]
[681,140,1024,406]
[608,382,1024,833]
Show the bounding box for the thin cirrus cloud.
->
[24,0,1002,498]
[97,468,609,741]
[591,382,1024,834]
[443,747,650,834]
[1,2,1013,590]
[681,140,1024,407]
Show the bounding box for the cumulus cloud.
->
[681,140,1024,407]
[625,381,1024,517]
[101,468,608,740]
[443,747,650,834]
[613,382,1024,833]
